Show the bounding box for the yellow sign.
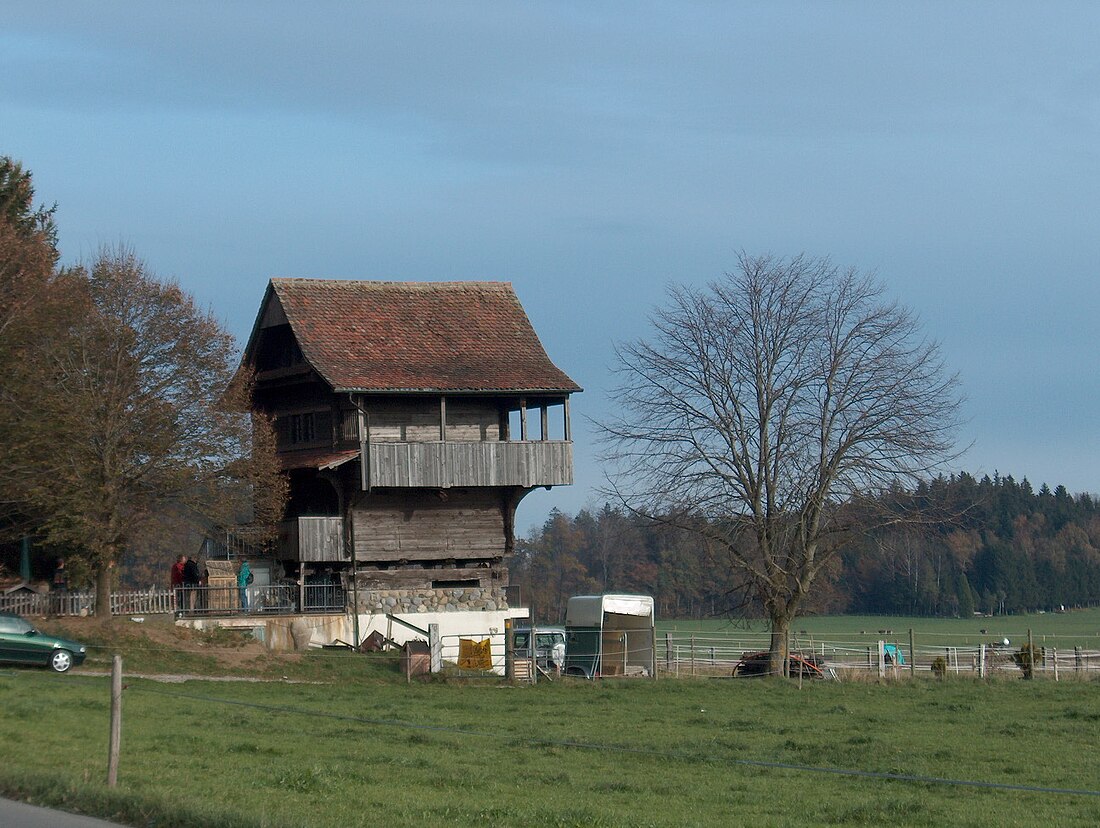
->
[458,638,492,670]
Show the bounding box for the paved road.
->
[0,797,130,827]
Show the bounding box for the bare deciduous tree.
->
[601,253,962,673]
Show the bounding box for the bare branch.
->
[598,252,962,670]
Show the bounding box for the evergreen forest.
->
[512,473,1100,622]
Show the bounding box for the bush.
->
[1013,644,1040,679]
[930,656,947,679]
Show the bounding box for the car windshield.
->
[0,616,36,635]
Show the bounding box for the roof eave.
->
[334,386,583,396]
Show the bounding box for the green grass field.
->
[2,651,1100,827]
[660,607,1100,650]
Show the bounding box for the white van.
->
[512,626,566,671]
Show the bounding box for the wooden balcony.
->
[366,440,573,489]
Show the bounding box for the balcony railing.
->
[367,439,573,488]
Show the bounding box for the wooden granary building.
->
[240,278,581,615]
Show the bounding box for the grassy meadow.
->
[2,646,1100,827]
[660,606,1100,651]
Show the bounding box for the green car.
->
[0,612,87,673]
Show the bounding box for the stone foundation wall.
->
[359,587,509,614]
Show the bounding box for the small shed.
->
[564,594,655,679]
[402,639,431,679]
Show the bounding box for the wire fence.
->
[20,652,1100,803]
[659,631,1100,680]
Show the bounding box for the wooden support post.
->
[1075,646,1082,674]
[563,397,571,441]
[651,622,658,680]
[439,396,447,441]
[665,632,672,672]
[355,397,370,492]
[505,617,514,682]
[908,628,916,677]
[107,655,122,788]
[531,623,538,685]
[690,634,696,676]
[519,399,528,441]
[979,644,986,679]
[540,406,548,441]
[299,565,307,614]
[877,640,886,679]
[1053,648,1059,681]
[1027,628,1034,680]
[429,624,442,674]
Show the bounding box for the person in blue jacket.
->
[238,560,252,612]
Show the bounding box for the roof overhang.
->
[280,448,361,472]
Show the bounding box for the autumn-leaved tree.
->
[17,247,286,614]
[601,253,961,674]
[0,157,67,536]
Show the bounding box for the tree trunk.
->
[769,612,791,678]
[95,567,112,618]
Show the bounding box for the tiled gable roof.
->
[258,279,581,394]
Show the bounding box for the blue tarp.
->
[884,643,905,665]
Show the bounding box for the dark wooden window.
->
[277,411,332,448]
[290,413,315,444]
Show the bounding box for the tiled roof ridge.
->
[271,278,513,292]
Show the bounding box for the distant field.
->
[2,658,1100,827]
[660,607,1100,649]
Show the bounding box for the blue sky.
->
[5,3,1100,534]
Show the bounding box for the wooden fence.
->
[0,585,346,618]
[0,589,174,617]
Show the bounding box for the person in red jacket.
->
[170,555,186,613]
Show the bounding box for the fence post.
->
[1075,646,1082,675]
[979,644,986,679]
[428,623,441,674]
[690,635,696,677]
[908,629,916,678]
[1053,648,1059,682]
[531,624,538,685]
[665,632,672,673]
[505,617,514,682]
[877,641,885,679]
[107,655,122,787]
[1027,628,1034,680]
[786,630,791,679]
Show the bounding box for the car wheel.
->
[49,650,73,673]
